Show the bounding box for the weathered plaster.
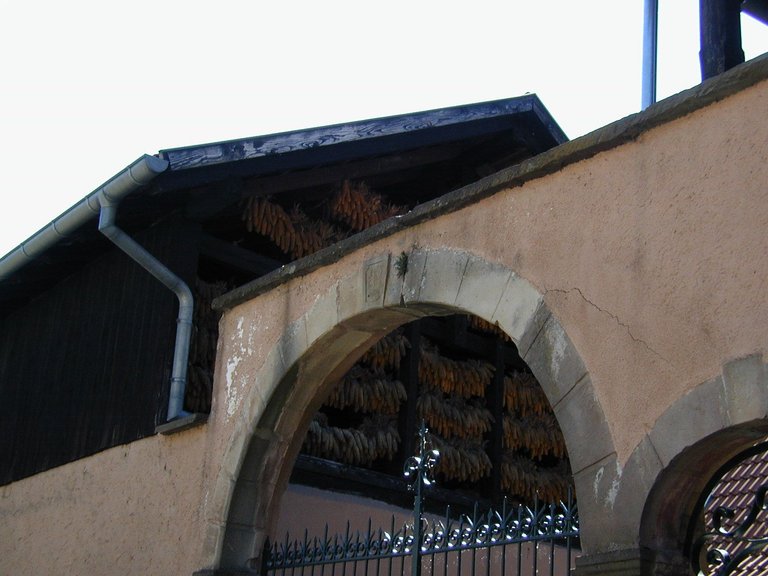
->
[0,429,209,576]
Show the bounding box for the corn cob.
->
[429,435,492,483]
[325,365,407,414]
[503,371,552,417]
[419,347,494,398]
[360,331,410,371]
[328,180,404,232]
[417,391,493,440]
[466,315,512,342]
[502,413,567,460]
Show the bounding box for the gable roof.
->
[0,95,566,317]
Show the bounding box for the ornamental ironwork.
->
[265,421,578,576]
[264,497,579,573]
[690,442,768,576]
[691,485,768,575]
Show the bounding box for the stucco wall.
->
[0,428,209,575]
[2,58,767,576]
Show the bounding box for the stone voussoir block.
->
[454,255,510,320]
[610,435,665,542]
[337,266,367,324]
[523,313,587,406]
[277,316,309,372]
[400,249,428,305]
[573,453,627,552]
[418,250,469,308]
[553,375,614,474]
[722,353,768,425]
[648,375,729,467]
[490,271,543,346]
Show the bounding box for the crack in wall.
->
[546,287,670,365]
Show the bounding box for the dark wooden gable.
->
[0,95,566,486]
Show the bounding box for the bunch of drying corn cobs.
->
[360,331,410,372]
[468,315,512,342]
[242,197,341,260]
[328,180,403,232]
[241,180,405,261]
[303,333,408,466]
[325,365,406,414]
[501,454,572,503]
[430,435,493,483]
[503,371,551,417]
[302,321,572,501]
[503,413,567,460]
[304,414,401,466]
[185,278,229,414]
[419,347,494,398]
[417,391,493,439]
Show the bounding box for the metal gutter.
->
[0,154,204,433]
[0,155,168,280]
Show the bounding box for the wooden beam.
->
[291,454,490,514]
[489,340,506,504]
[184,178,243,221]
[419,317,528,371]
[198,233,282,276]
[700,0,745,80]
[240,144,464,198]
[399,322,421,462]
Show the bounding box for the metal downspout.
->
[0,154,203,433]
[97,198,197,429]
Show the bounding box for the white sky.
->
[0,1,766,258]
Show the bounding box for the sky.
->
[0,1,766,258]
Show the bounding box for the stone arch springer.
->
[200,247,615,573]
[633,353,768,574]
[573,353,768,575]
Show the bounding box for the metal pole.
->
[412,451,423,576]
[403,422,439,576]
[642,0,659,109]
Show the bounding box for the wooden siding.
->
[0,221,199,485]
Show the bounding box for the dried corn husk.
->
[430,435,492,483]
[503,413,567,460]
[328,180,403,232]
[419,346,494,398]
[325,365,406,414]
[361,331,410,371]
[503,371,551,417]
[303,414,400,465]
[417,391,493,440]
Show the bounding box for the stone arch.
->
[585,354,768,575]
[200,248,614,573]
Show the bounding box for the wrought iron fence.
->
[264,423,579,576]
[263,496,579,576]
